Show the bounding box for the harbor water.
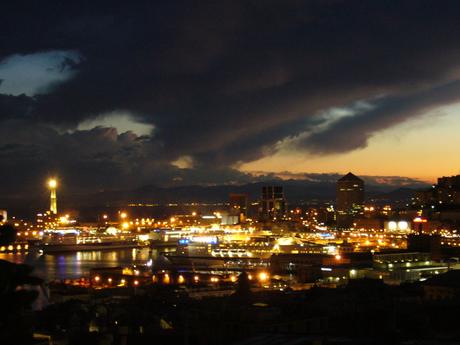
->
[0,248,156,281]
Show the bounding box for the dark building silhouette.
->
[261,186,286,220]
[407,233,441,261]
[414,174,460,207]
[229,193,248,217]
[336,172,364,228]
[229,193,249,222]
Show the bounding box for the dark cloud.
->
[1,1,460,191]
[296,80,460,153]
[0,120,257,196]
[0,94,35,121]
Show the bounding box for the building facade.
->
[336,172,364,229]
[261,186,286,220]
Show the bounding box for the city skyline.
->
[4,3,460,345]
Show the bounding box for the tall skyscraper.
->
[336,172,364,228]
[261,186,286,220]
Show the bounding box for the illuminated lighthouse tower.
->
[48,178,58,215]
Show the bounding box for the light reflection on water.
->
[0,248,155,281]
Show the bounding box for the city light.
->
[59,215,69,224]
[258,272,269,282]
[163,274,170,284]
[48,179,57,189]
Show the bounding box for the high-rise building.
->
[261,186,286,220]
[414,174,460,207]
[336,172,364,228]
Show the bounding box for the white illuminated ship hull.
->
[40,230,144,253]
[41,241,142,253]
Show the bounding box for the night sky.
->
[2,1,460,196]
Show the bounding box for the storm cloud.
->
[1,1,460,193]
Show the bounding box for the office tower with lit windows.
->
[336,172,364,228]
[261,186,286,220]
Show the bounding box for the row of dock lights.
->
[17,231,42,236]
[93,276,139,287]
[0,244,29,252]
[91,271,270,287]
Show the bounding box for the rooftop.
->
[338,172,364,183]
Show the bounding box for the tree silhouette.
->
[0,223,16,246]
[232,271,253,304]
[0,224,43,344]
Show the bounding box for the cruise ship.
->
[40,228,142,253]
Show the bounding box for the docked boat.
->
[40,229,142,253]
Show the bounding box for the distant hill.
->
[0,177,430,219]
